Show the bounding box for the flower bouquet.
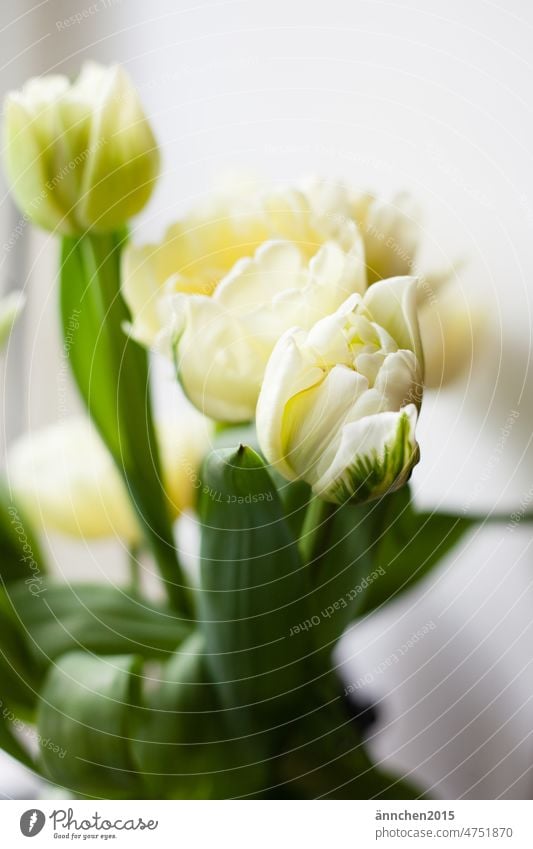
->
[0,63,485,800]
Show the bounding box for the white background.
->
[1,0,533,799]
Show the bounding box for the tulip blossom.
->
[256,277,423,504]
[8,410,212,542]
[3,63,159,234]
[122,185,366,422]
[304,179,484,387]
[304,179,419,283]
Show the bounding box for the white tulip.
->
[3,63,159,234]
[304,178,485,387]
[256,277,423,504]
[8,410,212,542]
[122,185,366,422]
[303,178,420,283]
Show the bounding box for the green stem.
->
[128,544,141,596]
[299,496,336,564]
[450,512,533,526]
[60,231,193,618]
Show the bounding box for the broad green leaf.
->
[198,445,311,733]
[275,693,424,799]
[132,633,265,798]
[276,478,312,540]
[0,567,42,768]
[0,482,47,586]
[37,652,143,798]
[60,232,190,614]
[302,486,474,654]
[6,582,190,666]
[304,500,380,658]
[0,713,35,771]
[213,425,312,539]
[0,589,41,711]
[357,487,474,617]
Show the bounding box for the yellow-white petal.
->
[314,405,419,503]
[8,410,212,541]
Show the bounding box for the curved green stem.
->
[299,496,336,565]
[60,231,193,618]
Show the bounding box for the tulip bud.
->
[122,185,366,422]
[3,63,159,235]
[8,409,212,541]
[256,277,423,504]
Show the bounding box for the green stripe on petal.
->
[317,406,419,505]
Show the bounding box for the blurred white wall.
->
[1,0,533,798]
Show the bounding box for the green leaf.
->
[37,652,142,798]
[0,713,35,771]
[357,487,474,617]
[275,693,425,799]
[198,445,311,733]
[213,425,312,540]
[132,633,265,798]
[60,232,191,615]
[277,479,312,540]
[0,589,41,711]
[0,481,47,586]
[304,500,380,658]
[6,582,191,666]
[301,486,474,655]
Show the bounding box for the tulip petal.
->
[216,240,304,311]
[122,243,164,346]
[283,364,369,477]
[172,294,269,422]
[8,411,211,541]
[314,404,419,504]
[121,181,367,421]
[79,64,159,231]
[362,276,422,362]
[256,330,324,480]
[8,418,140,541]
[3,63,158,234]
[3,95,71,233]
